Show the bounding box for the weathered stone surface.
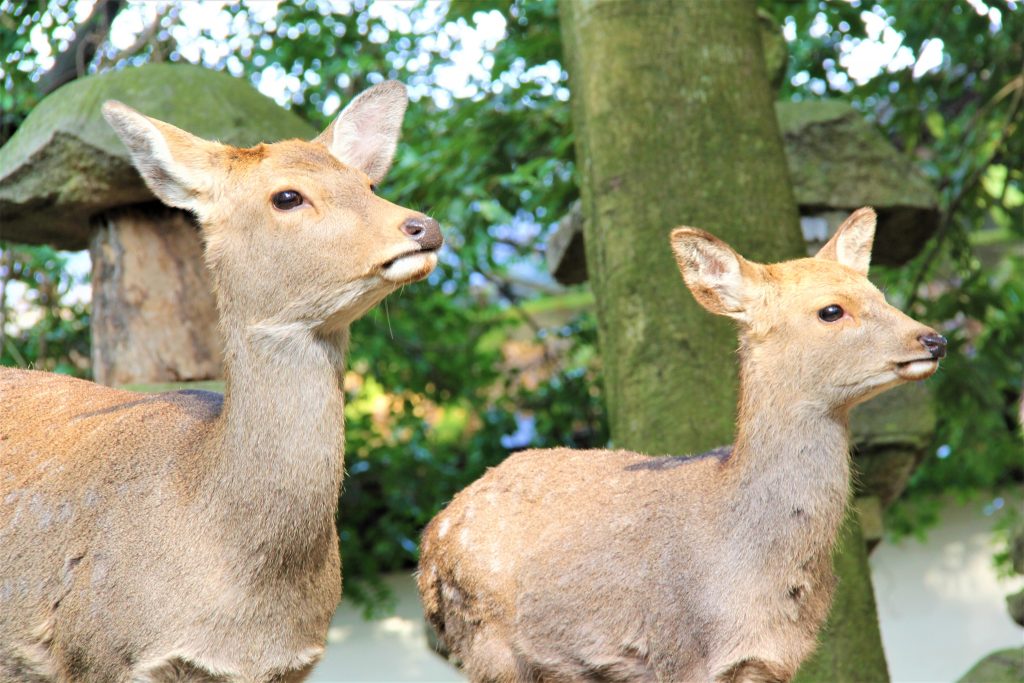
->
[776,100,940,265]
[851,381,936,508]
[956,648,1024,683]
[547,200,587,285]
[854,495,884,546]
[1007,588,1024,627]
[90,205,222,386]
[1012,525,1024,574]
[0,63,316,249]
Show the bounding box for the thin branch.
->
[96,6,165,69]
[38,0,124,95]
[476,268,561,365]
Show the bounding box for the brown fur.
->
[418,208,942,683]
[1,81,439,682]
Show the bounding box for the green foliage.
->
[0,0,51,144]
[0,243,90,376]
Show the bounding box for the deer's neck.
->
[201,316,348,568]
[725,354,852,555]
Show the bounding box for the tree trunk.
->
[90,204,222,386]
[560,0,803,454]
[559,1,889,680]
[795,513,891,683]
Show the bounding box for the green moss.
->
[560,0,804,454]
[794,514,890,683]
[956,648,1024,683]
[0,63,317,248]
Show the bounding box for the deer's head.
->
[671,208,945,409]
[103,81,441,334]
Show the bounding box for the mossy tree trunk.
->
[560,0,803,454]
[558,1,890,680]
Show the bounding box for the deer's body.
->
[1,82,440,682]
[419,210,945,683]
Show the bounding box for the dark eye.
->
[818,304,844,322]
[369,184,378,194]
[272,190,304,210]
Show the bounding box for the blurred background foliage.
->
[1,0,1020,610]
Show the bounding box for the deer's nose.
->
[401,216,443,251]
[918,333,947,359]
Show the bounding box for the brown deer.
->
[418,208,945,683]
[0,81,441,682]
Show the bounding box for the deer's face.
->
[672,208,945,411]
[202,139,441,328]
[751,258,944,407]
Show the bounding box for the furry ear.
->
[102,101,220,215]
[314,81,408,183]
[815,207,876,276]
[670,228,760,323]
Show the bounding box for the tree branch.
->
[38,0,124,95]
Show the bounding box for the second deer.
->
[418,208,945,683]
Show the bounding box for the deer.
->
[0,80,442,682]
[418,208,946,683]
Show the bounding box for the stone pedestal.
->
[90,204,221,386]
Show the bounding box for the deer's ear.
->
[315,81,408,184]
[670,228,760,322]
[816,207,876,276]
[102,101,219,215]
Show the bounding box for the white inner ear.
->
[700,257,748,317]
[329,117,397,181]
[673,232,751,321]
[131,119,197,208]
[103,104,207,213]
[817,208,876,275]
[836,228,873,275]
[322,83,408,183]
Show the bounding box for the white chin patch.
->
[381,251,438,284]
[896,359,938,381]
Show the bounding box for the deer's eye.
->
[369,183,378,194]
[272,190,304,211]
[818,304,844,322]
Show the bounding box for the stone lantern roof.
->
[0,63,316,249]
[549,100,941,285]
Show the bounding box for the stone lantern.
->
[0,63,315,386]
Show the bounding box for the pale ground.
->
[871,496,1023,683]
[310,497,1022,683]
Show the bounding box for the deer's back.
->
[419,447,742,681]
[0,368,229,679]
[0,367,222,507]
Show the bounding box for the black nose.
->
[401,216,443,251]
[919,333,947,359]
